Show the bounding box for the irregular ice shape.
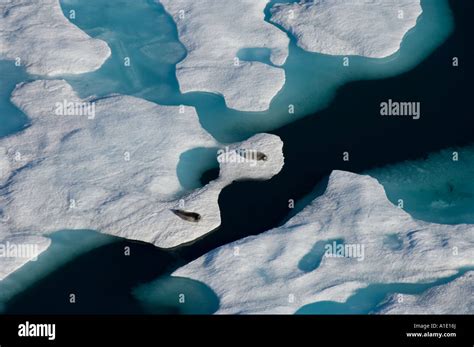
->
[173,171,474,314]
[271,0,422,58]
[0,0,111,75]
[160,0,289,112]
[376,271,474,314]
[0,80,284,250]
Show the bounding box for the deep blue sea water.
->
[0,230,115,312]
[0,0,473,314]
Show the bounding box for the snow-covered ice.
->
[377,271,474,314]
[0,79,284,276]
[173,171,474,314]
[0,232,50,281]
[271,0,422,58]
[0,0,111,75]
[160,0,424,112]
[159,0,289,112]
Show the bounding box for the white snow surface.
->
[160,0,423,111]
[377,271,474,314]
[173,171,474,314]
[159,0,289,112]
[271,0,422,58]
[0,80,284,279]
[0,0,111,75]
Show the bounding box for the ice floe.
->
[160,0,424,112]
[159,0,289,112]
[0,0,111,75]
[377,271,474,314]
[173,171,474,314]
[271,0,422,58]
[0,80,284,279]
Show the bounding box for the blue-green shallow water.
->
[297,268,474,314]
[0,62,30,138]
[298,238,344,272]
[58,0,454,143]
[0,0,462,217]
[1,0,473,314]
[1,229,217,314]
[368,145,474,224]
[283,144,474,226]
[132,276,219,314]
[0,230,116,313]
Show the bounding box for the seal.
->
[171,209,201,223]
[256,151,268,161]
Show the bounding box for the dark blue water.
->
[2,0,473,314]
[187,0,473,261]
[0,230,115,312]
[57,0,453,143]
